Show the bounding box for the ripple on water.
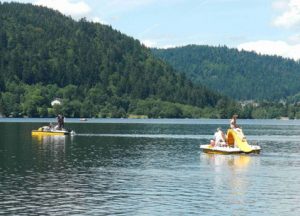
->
[1,121,300,215]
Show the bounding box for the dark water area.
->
[1,119,300,215]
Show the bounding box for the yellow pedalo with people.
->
[200,128,261,154]
[32,115,75,136]
[31,126,74,136]
[200,114,261,154]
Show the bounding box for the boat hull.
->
[32,130,70,136]
[200,144,261,154]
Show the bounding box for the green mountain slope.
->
[0,2,234,118]
[152,45,300,101]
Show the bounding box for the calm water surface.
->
[1,119,300,215]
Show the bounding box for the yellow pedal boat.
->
[32,126,75,136]
[200,129,261,154]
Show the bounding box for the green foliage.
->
[129,98,230,119]
[0,81,299,119]
[0,2,230,118]
[152,45,300,101]
[1,92,20,117]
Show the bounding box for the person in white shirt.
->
[214,128,226,147]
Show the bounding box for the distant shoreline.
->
[1,118,300,126]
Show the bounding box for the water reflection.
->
[201,154,253,169]
[31,135,67,160]
[30,135,70,172]
[200,153,262,214]
[32,135,67,146]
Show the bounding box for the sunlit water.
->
[1,119,300,215]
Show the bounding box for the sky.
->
[3,0,300,60]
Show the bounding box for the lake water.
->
[1,118,300,215]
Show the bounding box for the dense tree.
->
[152,45,300,101]
[0,2,235,118]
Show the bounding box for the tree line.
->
[2,81,300,119]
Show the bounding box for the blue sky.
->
[3,0,300,60]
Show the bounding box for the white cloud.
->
[141,39,157,48]
[272,0,289,10]
[141,39,178,49]
[242,1,300,60]
[273,0,300,28]
[288,33,300,44]
[141,38,181,49]
[34,0,91,18]
[91,17,107,25]
[238,40,300,60]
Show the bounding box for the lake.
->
[1,118,300,215]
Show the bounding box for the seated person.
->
[42,126,50,131]
[214,128,227,147]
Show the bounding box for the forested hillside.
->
[152,45,300,100]
[0,2,235,118]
